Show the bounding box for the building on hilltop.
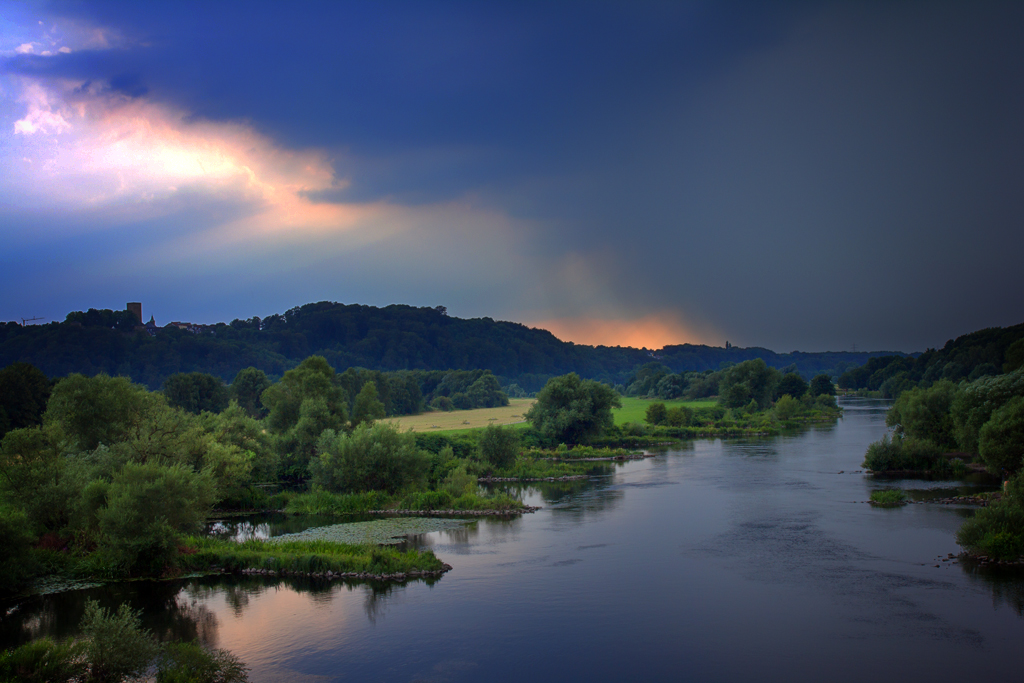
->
[127,302,142,325]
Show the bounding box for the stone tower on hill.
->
[127,302,142,325]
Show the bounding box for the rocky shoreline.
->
[367,506,542,515]
[236,562,454,581]
[908,494,996,507]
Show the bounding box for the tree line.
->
[1,301,899,391]
[838,322,1024,398]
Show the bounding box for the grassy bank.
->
[178,536,446,576]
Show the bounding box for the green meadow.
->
[612,396,718,426]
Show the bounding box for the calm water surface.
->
[5,398,1024,682]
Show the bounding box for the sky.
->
[1,0,1022,353]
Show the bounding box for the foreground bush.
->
[863,436,962,474]
[957,474,1024,560]
[157,642,248,683]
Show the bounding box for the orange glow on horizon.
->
[526,312,719,349]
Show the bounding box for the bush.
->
[0,505,36,596]
[525,373,621,444]
[440,465,475,497]
[309,423,427,494]
[957,474,1024,560]
[886,381,959,450]
[665,406,693,427]
[0,638,86,683]
[863,436,944,472]
[978,396,1024,475]
[645,403,668,426]
[773,395,800,421]
[951,368,1024,453]
[80,600,160,683]
[97,462,215,576]
[479,424,520,469]
[157,642,249,683]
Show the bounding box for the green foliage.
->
[775,373,808,400]
[773,394,800,421]
[80,599,160,683]
[665,406,693,427]
[645,402,668,425]
[978,396,1024,474]
[440,465,476,497]
[44,374,164,451]
[0,424,83,532]
[526,373,621,444]
[309,422,427,494]
[157,642,249,683]
[351,381,386,427]
[951,368,1024,454]
[869,489,907,507]
[96,462,215,576]
[718,359,780,410]
[230,367,271,419]
[886,380,959,450]
[0,637,86,683]
[0,362,51,440]
[201,402,277,483]
[808,374,835,397]
[261,356,347,434]
[655,373,687,400]
[285,489,392,515]
[957,473,1024,560]
[0,504,36,596]
[1005,338,1024,373]
[179,535,444,575]
[162,372,229,415]
[862,435,945,472]
[479,424,520,469]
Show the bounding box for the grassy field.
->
[390,398,535,432]
[613,396,718,425]
[390,396,718,433]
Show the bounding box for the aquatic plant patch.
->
[269,517,469,545]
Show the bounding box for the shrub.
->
[957,474,1024,560]
[310,422,427,494]
[863,436,944,472]
[645,403,668,425]
[665,406,693,427]
[80,600,160,683]
[773,395,800,421]
[0,505,36,596]
[97,462,215,576]
[157,642,249,683]
[978,396,1024,475]
[440,465,475,497]
[0,638,86,683]
[886,381,959,450]
[479,424,520,469]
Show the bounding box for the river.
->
[4,398,1024,682]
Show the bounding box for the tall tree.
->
[526,373,621,444]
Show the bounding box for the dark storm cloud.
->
[2,1,1023,351]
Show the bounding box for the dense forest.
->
[1,301,897,390]
[838,323,1024,397]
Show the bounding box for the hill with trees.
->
[0,301,899,390]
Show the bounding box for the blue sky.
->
[1,0,1022,351]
